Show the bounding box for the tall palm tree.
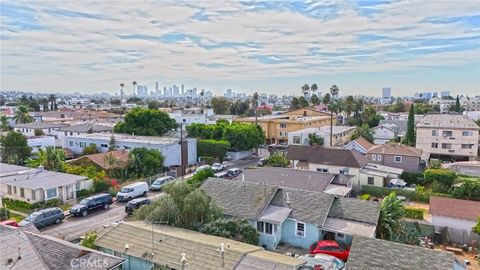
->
[13,105,34,124]
[330,84,339,99]
[48,94,56,111]
[322,93,331,107]
[301,84,310,99]
[329,84,340,147]
[104,152,118,177]
[199,89,205,108]
[132,81,137,96]
[0,115,10,131]
[345,95,354,121]
[37,146,65,171]
[311,83,318,95]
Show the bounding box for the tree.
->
[344,95,354,120]
[81,232,97,249]
[230,100,249,115]
[322,93,331,107]
[473,217,480,235]
[0,115,10,131]
[387,98,407,113]
[290,97,300,110]
[183,189,222,228]
[128,147,165,177]
[351,124,374,143]
[266,153,289,167]
[308,133,324,146]
[298,96,309,108]
[361,106,383,128]
[451,180,480,201]
[201,218,259,245]
[310,83,318,98]
[454,95,461,112]
[83,144,98,155]
[0,208,10,221]
[210,97,232,115]
[329,84,339,98]
[301,84,310,98]
[104,152,118,177]
[311,94,320,105]
[132,81,137,95]
[197,139,230,161]
[0,131,32,164]
[114,108,177,136]
[108,134,117,151]
[223,123,265,151]
[37,146,65,171]
[377,192,405,240]
[402,104,415,146]
[147,100,161,110]
[134,195,180,225]
[186,168,214,188]
[13,105,34,124]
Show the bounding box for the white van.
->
[116,182,149,202]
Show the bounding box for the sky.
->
[1,0,480,96]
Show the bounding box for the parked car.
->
[116,182,149,202]
[0,220,19,227]
[257,158,267,167]
[224,168,241,179]
[194,165,211,174]
[150,176,175,191]
[310,240,350,261]
[125,198,151,215]
[19,207,64,228]
[69,193,113,217]
[211,162,225,172]
[298,254,345,270]
[224,155,232,161]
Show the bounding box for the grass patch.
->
[9,213,25,222]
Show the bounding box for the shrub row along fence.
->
[361,185,451,203]
[3,198,61,214]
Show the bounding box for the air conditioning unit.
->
[296,231,305,237]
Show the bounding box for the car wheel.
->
[104,204,109,209]
[142,191,147,196]
[82,210,88,217]
[55,218,61,224]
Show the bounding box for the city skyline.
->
[1,1,479,96]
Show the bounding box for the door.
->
[58,186,64,201]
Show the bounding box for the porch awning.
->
[259,205,292,225]
[323,184,352,197]
[323,217,376,238]
[295,161,309,169]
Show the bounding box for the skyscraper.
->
[181,84,184,95]
[382,87,391,98]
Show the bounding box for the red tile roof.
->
[429,196,480,221]
[368,143,422,157]
[84,150,130,170]
[354,137,375,151]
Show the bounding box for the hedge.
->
[76,189,95,198]
[401,171,424,185]
[3,198,61,213]
[404,207,424,219]
[361,185,451,203]
[424,169,456,186]
[197,139,230,161]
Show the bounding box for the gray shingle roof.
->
[287,145,368,168]
[270,187,334,226]
[201,178,278,220]
[58,123,113,133]
[346,236,457,270]
[232,167,336,193]
[328,197,380,225]
[14,122,69,129]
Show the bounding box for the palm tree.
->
[0,115,10,131]
[329,84,340,146]
[344,95,354,121]
[311,83,318,96]
[37,146,65,171]
[322,93,331,108]
[48,94,56,111]
[199,89,205,108]
[132,81,137,96]
[13,105,34,124]
[104,152,118,177]
[301,84,310,99]
[330,84,339,99]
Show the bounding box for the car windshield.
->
[120,187,133,193]
[332,258,345,270]
[212,163,220,166]
[79,198,91,205]
[24,213,39,221]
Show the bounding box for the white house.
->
[372,124,398,144]
[429,196,480,244]
[288,126,355,147]
[0,163,92,203]
[62,133,197,167]
[27,136,56,153]
[344,137,375,155]
[14,122,69,138]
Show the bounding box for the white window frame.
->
[367,176,375,185]
[46,188,57,199]
[295,221,306,238]
[293,136,301,144]
[377,154,382,161]
[372,154,377,161]
[432,130,437,136]
[394,156,403,163]
[69,141,74,147]
[462,131,472,136]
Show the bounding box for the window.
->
[100,144,108,148]
[279,131,288,137]
[442,130,453,137]
[70,132,73,136]
[316,168,328,173]
[394,156,403,163]
[257,221,264,232]
[69,141,74,147]
[336,233,346,240]
[64,131,67,136]
[31,190,36,200]
[46,188,57,199]
[441,143,452,149]
[257,221,274,235]
[79,142,86,147]
[20,188,25,198]
[7,185,12,195]
[377,155,382,161]
[265,223,273,235]
[431,142,438,148]
[280,123,287,128]
[432,130,437,136]
[13,186,17,194]
[123,146,131,150]
[367,177,374,185]
[372,154,377,161]
[461,144,473,149]
[76,181,81,190]
[462,131,473,136]
[293,136,301,144]
[296,222,306,237]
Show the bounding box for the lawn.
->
[8,212,26,222]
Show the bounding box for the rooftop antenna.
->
[180,253,187,270]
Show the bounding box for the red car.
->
[0,220,19,227]
[309,240,350,261]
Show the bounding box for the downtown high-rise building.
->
[382,87,392,98]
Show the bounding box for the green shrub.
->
[3,198,61,213]
[76,189,94,198]
[187,168,214,188]
[424,169,456,186]
[361,185,451,203]
[81,231,97,249]
[93,178,111,192]
[359,194,370,200]
[201,218,259,245]
[404,207,424,219]
[0,208,10,221]
[266,153,289,167]
[401,171,424,185]
[451,180,480,201]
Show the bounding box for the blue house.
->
[201,178,380,250]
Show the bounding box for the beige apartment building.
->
[416,114,479,161]
[235,108,334,144]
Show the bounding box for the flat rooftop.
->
[67,133,194,144]
[289,126,355,136]
[416,114,479,129]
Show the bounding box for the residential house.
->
[0,224,123,270]
[167,107,214,126]
[201,178,380,250]
[233,167,353,197]
[359,163,403,188]
[62,133,197,168]
[94,221,303,270]
[372,124,398,144]
[287,145,368,191]
[430,196,480,244]
[14,122,68,138]
[346,236,464,270]
[69,150,130,171]
[0,163,92,203]
[287,126,355,147]
[442,161,480,177]
[235,108,334,144]
[58,123,113,137]
[33,110,123,124]
[344,136,375,155]
[367,143,423,171]
[416,114,479,161]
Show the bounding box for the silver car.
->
[19,207,65,228]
